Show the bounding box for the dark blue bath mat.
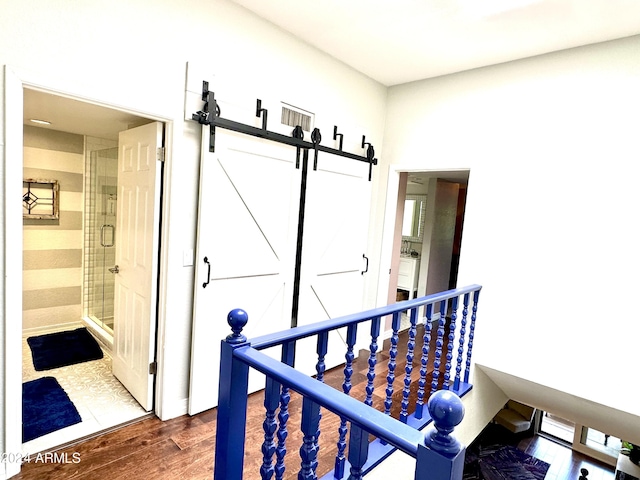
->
[27,327,103,371]
[22,376,82,442]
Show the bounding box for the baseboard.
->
[22,321,83,338]
[157,397,189,421]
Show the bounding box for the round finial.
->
[226,309,248,344]
[425,390,465,456]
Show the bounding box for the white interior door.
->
[112,121,163,411]
[295,151,372,375]
[189,128,301,415]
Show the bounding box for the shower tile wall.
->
[83,137,118,330]
[22,126,84,332]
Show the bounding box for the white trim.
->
[22,321,84,338]
[3,64,174,473]
[378,165,470,304]
[4,64,25,480]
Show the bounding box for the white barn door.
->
[189,128,301,415]
[295,152,372,374]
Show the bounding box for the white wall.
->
[380,36,640,421]
[0,0,387,465]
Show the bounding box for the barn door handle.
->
[361,254,369,275]
[202,257,211,288]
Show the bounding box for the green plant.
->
[623,441,640,465]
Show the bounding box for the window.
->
[580,427,622,458]
[539,411,575,444]
[537,411,620,466]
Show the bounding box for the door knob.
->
[109,265,119,274]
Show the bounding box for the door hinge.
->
[157,147,165,162]
[149,361,157,375]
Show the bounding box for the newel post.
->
[214,309,251,480]
[415,390,466,480]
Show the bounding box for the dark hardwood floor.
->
[16,326,617,480]
[518,435,614,480]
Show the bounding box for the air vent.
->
[281,103,314,132]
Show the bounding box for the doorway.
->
[386,169,469,327]
[20,88,163,454]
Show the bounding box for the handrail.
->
[233,345,426,456]
[251,284,482,350]
[214,285,481,480]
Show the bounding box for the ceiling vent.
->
[281,103,314,133]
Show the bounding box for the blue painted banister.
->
[416,390,466,480]
[249,285,482,350]
[234,346,425,455]
[213,309,251,480]
[213,285,482,480]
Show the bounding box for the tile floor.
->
[22,330,148,456]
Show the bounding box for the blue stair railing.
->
[213,285,482,480]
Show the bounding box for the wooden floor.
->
[16,326,616,480]
[518,435,614,480]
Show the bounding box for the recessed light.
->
[30,119,51,125]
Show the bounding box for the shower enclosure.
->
[83,147,118,345]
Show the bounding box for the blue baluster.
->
[261,377,280,480]
[275,385,291,480]
[431,301,447,395]
[316,331,329,383]
[214,309,251,480]
[335,324,357,479]
[313,331,329,472]
[464,290,480,384]
[415,303,433,419]
[298,397,321,480]
[275,341,295,480]
[454,295,468,391]
[347,424,369,480]
[443,297,458,390]
[384,311,401,416]
[400,307,418,423]
[416,390,465,480]
[364,317,380,407]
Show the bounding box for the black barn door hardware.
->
[362,254,369,275]
[361,135,376,181]
[202,256,211,288]
[292,125,304,169]
[256,99,268,131]
[311,128,321,170]
[333,125,344,151]
[191,81,378,180]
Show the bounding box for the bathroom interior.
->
[22,90,151,453]
[395,172,468,308]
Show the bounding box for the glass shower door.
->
[84,147,118,334]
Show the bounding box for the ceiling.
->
[23,1,640,141]
[23,89,149,141]
[229,0,640,86]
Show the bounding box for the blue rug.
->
[22,377,82,442]
[27,327,103,371]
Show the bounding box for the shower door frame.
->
[84,147,119,341]
[4,65,173,478]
